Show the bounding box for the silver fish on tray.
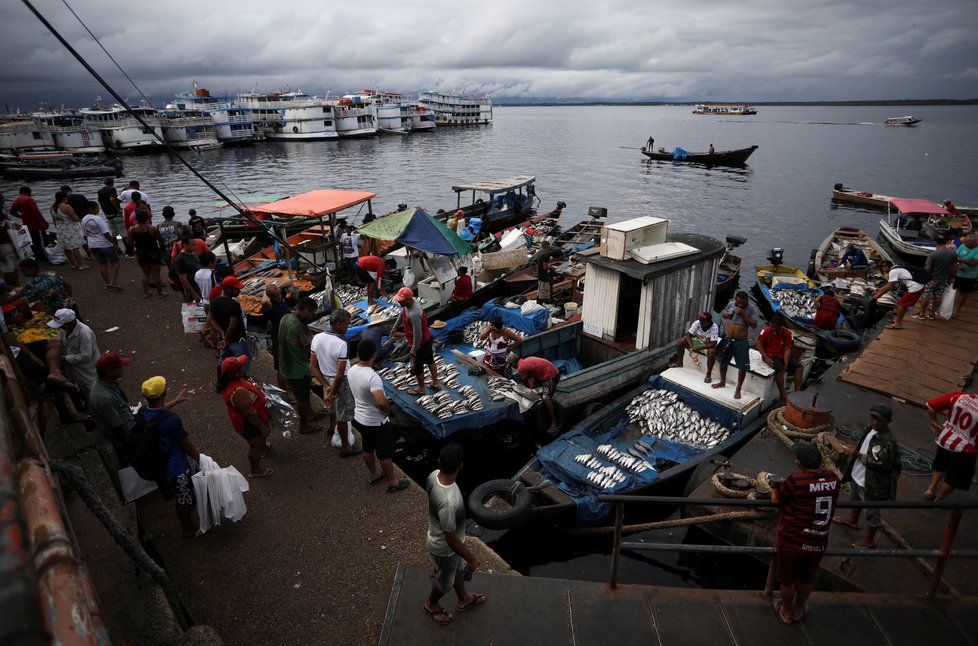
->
[625,389,731,450]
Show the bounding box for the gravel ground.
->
[43,258,513,645]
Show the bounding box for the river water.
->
[5,104,977,586]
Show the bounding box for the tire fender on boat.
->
[821,328,861,353]
[292,126,299,133]
[467,479,532,530]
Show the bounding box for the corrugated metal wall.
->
[582,264,621,339]
[641,255,721,349]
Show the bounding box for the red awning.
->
[889,198,948,216]
[250,190,377,218]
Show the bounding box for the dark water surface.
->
[6,105,977,586]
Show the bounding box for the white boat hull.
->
[51,130,104,154]
[878,219,933,258]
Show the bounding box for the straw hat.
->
[430,320,448,329]
[369,313,386,324]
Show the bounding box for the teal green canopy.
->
[357,207,472,257]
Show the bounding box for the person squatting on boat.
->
[813,287,841,330]
[756,314,803,402]
[835,403,901,549]
[670,311,719,383]
[835,244,868,270]
[448,266,472,304]
[712,291,760,400]
[771,442,840,625]
[479,316,523,374]
[925,391,978,502]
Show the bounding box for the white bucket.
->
[564,302,579,318]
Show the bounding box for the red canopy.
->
[250,190,377,218]
[889,198,948,216]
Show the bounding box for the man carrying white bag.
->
[192,454,250,534]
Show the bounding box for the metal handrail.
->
[599,495,978,598]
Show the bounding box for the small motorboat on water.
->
[832,184,978,220]
[876,197,963,262]
[641,144,758,167]
[884,115,921,126]
[810,227,894,330]
[753,252,861,355]
[714,235,746,310]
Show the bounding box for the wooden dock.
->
[839,298,978,406]
[379,564,978,645]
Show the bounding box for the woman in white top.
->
[479,316,523,374]
[50,191,88,270]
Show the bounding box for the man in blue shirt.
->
[141,376,198,538]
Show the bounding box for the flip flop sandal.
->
[386,479,410,493]
[456,593,487,613]
[248,467,274,478]
[368,474,385,485]
[832,516,859,530]
[428,383,441,391]
[422,605,452,626]
[406,389,425,396]
[773,599,792,625]
[884,324,903,330]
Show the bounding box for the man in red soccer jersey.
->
[771,442,840,624]
[925,392,978,501]
[357,255,395,305]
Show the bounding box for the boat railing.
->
[599,494,978,597]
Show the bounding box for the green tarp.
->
[357,207,472,257]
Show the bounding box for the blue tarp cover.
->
[537,375,746,524]
[430,302,550,341]
[673,147,691,160]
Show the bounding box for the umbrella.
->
[357,207,472,257]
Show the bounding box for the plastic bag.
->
[402,267,416,288]
[10,224,33,259]
[262,383,298,439]
[938,286,956,320]
[45,243,67,265]
[192,454,249,534]
[181,303,207,333]
[118,466,157,503]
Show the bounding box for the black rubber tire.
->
[467,479,532,530]
[822,328,861,353]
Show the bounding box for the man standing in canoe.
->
[712,291,760,400]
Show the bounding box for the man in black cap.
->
[836,403,901,548]
[771,443,840,624]
[671,311,719,383]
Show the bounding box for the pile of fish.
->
[416,388,484,420]
[596,443,653,474]
[771,288,818,320]
[334,284,367,305]
[434,356,462,390]
[573,452,630,490]
[626,388,731,449]
[485,376,517,401]
[461,321,529,349]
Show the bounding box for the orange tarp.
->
[250,190,377,218]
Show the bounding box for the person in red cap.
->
[357,255,394,305]
[391,287,439,395]
[88,352,135,490]
[210,275,251,371]
[217,355,273,478]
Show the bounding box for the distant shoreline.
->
[496,99,978,107]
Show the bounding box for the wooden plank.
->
[844,356,968,391]
[871,333,971,362]
[838,370,943,406]
[852,348,973,383]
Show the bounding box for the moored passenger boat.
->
[418,90,492,125]
[160,106,222,150]
[237,90,339,140]
[447,176,538,232]
[174,86,262,144]
[0,117,57,153]
[692,103,757,115]
[32,108,104,153]
[79,98,163,152]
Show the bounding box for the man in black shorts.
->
[771,443,840,624]
[953,232,978,318]
[391,287,439,395]
[756,314,803,402]
[713,291,760,400]
[925,391,978,501]
[349,339,408,492]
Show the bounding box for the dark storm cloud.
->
[0,0,975,110]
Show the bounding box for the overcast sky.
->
[1,0,976,110]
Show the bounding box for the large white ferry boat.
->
[692,103,757,115]
[173,86,261,144]
[32,107,104,153]
[418,90,492,125]
[79,98,164,152]
[344,90,411,134]
[0,117,56,153]
[332,97,378,138]
[160,106,222,150]
[236,90,339,140]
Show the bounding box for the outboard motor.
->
[725,234,747,249]
[767,247,785,266]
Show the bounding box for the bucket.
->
[784,391,832,429]
[564,302,579,318]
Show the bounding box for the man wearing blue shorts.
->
[713,290,760,400]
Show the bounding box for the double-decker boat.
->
[418,90,492,125]
[160,106,222,150]
[692,103,757,115]
[173,86,262,144]
[79,97,163,152]
[237,90,339,140]
[32,108,104,153]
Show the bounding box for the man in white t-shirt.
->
[871,260,924,330]
[671,311,720,382]
[309,309,358,456]
[193,252,217,307]
[118,180,151,207]
[339,223,361,275]
[80,201,122,290]
[348,338,408,492]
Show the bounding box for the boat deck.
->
[380,564,978,645]
[839,298,978,406]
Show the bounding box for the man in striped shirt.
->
[771,443,840,624]
[925,392,978,501]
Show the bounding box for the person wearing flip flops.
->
[348,339,407,492]
[390,287,440,396]
[924,392,978,501]
[422,443,485,625]
[218,355,273,478]
[770,443,840,624]
[836,404,901,549]
[310,308,360,457]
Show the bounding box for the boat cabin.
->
[451,176,537,231]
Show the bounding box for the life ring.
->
[292,126,299,134]
[820,328,861,353]
[467,479,532,530]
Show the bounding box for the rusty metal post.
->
[927,506,964,598]
[763,548,777,596]
[609,502,624,589]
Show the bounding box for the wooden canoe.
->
[813,226,894,283]
[641,145,758,166]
